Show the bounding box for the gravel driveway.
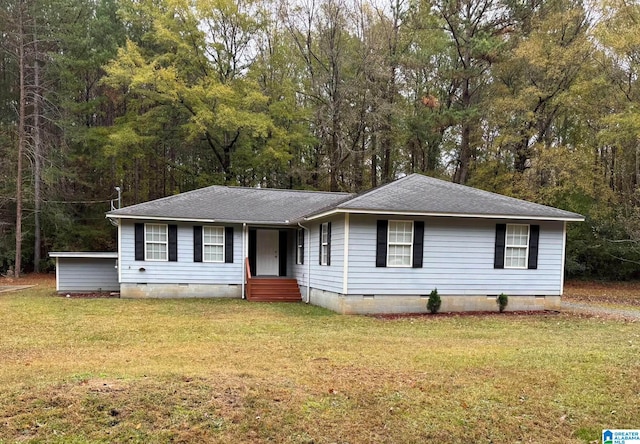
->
[0,285,34,294]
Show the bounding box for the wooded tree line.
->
[1,0,640,279]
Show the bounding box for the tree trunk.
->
[370,133,378,188]
[454,122,471,184]
[354,136,364,191]
[454,77,472,185]
[330,115,340,192]
[14,2,26,278]
[33,33,42,273]
[381,128,392,184]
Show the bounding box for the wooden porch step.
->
[247,278,302,302]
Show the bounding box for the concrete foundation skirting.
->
[309,288,561,314]
[121,283,241,299]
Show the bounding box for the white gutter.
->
[49,252,118,258]
[305,208,585,223]
[298,222,311,304]
[108,214,304,226]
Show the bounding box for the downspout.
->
[298,222,311,303]
[242,223,247,299]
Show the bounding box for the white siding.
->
[119,221,243,284]
[346,215,565,296]
[293,216,345,294]
[56,258,119,292]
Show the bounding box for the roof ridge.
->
[225,185,352,195]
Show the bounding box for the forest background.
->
[1,0,639,279]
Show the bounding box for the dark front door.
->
[249,229,288,277]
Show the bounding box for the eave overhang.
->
[304,208,585,222]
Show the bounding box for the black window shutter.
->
[376,220,388,267]
[494,224,506,269]
[225,227,234,263]
[299,229,305,265]
[249,229,257,274]
[318,224,323,265]
[413,221,424,268]
[193,226,202,262]
[327,222,331,266]
[528,225,540,269]
[168,225,178,262]
[135,223,144,261]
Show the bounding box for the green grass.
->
[1,286,639,443]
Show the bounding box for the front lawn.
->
[0,283,638,443]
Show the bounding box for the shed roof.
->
[49,252,118,259]
[107,174,583,223]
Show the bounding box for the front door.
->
[256,229,279,276]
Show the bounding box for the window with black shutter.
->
[375,220,424,268]
[494,224,540,269]
[319,222,331,265]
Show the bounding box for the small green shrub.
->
[497,293,508,313]
[427,289,441,314]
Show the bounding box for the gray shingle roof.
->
[108,174,583,223]
[330,174,583,221]
[108,186,354,224]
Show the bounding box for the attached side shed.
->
[49,252,119,293]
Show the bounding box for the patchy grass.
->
[0,281,639,443]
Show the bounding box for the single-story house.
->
[98,173,583,314]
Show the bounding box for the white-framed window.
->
[145,223,168,261]
[203,226,224,263]
[387,220,413,267]
[505,224,529,269]
[320,223,329,266]
[296,229,304,265]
